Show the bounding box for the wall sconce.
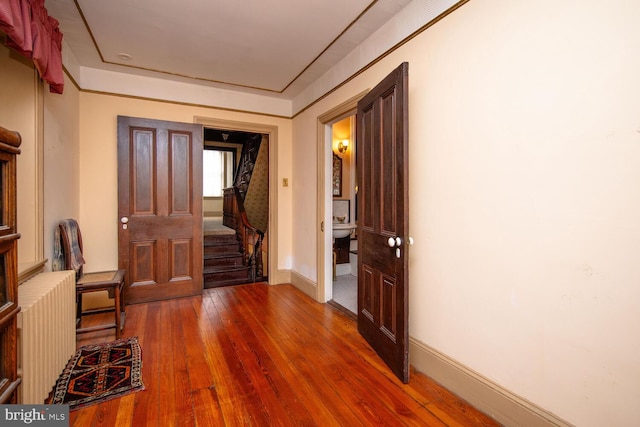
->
[337,139,349,154]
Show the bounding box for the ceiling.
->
[45,0,414,99]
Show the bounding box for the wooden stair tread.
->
[204,252,243,259]
[201,217,254,288]
[203,265,250,274]
[202,252,243,263]
[204,234,238,241]
[204,277,254,288]
[203,243,237,248]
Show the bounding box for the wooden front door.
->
[357,62,410,383]
[117,116,203,304]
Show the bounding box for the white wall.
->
[291,111,321,280]
[291,0,640,425]
[79,67,292,118]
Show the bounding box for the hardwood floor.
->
[71,283,500,426]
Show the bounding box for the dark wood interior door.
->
[118,116,203,304]
[357,62,410,383]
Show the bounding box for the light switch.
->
[283,178,289,187]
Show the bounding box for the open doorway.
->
[203,128,243,218]
[316,91,368,307]
[195,116,281,285]
[329,116,357,314]
[202,127,269,288]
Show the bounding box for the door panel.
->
[132,128,155,215]
[170,131,192,213]
[357,62,409,383]
[170,239,191,279]
[118,116,203,304]
[131,241,155,286]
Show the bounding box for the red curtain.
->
[0,0,64,94]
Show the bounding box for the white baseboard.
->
[290,270,317,299]
[268,268,291,286]
[409,338,573,427]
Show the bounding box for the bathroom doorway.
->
[330,116,357,314]
[316,90,368,310]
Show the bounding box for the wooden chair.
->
[56,219,125,339]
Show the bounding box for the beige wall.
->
[1,42,82,274]
[0,44,41,266]
[1,43,80,273]
[4,0,640,424]
[77,92,293,274]
[43,76,81,269]
[291,0,640,425]
[203,198,223,215]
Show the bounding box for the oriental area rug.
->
[48,336,145,410]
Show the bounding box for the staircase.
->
[207,131,268,288]
[203,233,252,288]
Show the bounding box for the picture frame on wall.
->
[332,153,342,197]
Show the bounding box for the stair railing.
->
[223,187,264,281]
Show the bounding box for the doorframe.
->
[194,116,281,284]
[316,90,369,302]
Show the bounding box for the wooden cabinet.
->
[334,236,351,264]
[0,125,21,404]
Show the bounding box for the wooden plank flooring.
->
[71,283,500,426]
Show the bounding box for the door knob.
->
[120,216,129,230]
[387,236,402,247]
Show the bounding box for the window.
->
[203,149,235,197]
